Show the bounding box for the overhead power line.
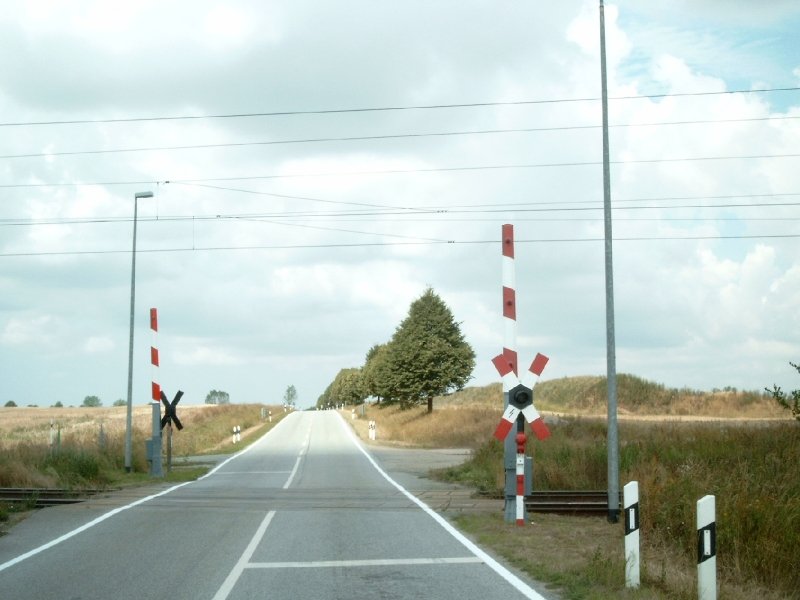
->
[0,115,796,161]
[1,152,798,189]
[1,200,798,228]
[3,232,800,258]
[0,86,796,128]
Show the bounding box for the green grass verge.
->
[436,418,800,597]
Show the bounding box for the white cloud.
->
[1,315,58,346]
[83,335,114,353]
[1,0,798,407]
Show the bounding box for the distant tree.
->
[4,400,17,407]
[82,395,102,407]
[362,344,393,403]
[283,385,297,407]
[330,368,366,406]
[112,398,126,407]
[766,362,800,422]
[316,381,332,409]
[384,287,475,413]
[53,401,64,408]
[205,389,230,405]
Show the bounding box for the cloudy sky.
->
[1,1,798,409]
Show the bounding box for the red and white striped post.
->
[148,308,164,477]
[501,224,518,379]
[150,308,160,404]
[494,224,551,525]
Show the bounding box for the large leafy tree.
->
[385,287,475,413]
[332,368,366,406]
[316,368,366,408]
[362,343,394,403]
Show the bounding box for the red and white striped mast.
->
[493,224,551,526]
[150,308,160,404]
[501,224,518,380]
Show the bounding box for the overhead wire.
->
[3,231,800,259]
[0,85,796,128]
[1,151,798,190]
[0,115,796,161]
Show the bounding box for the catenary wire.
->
[2,232,800,258]
[0,115,796,161]
[1,152,798,190]
[0,85,796,128]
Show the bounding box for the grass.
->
[0,403,288,489]
[347,378,797,598]
[435,376,785,419]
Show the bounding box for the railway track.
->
[479,490,623,515]
[0,487,108,508]
[1,487,622,514]
[525,490,622,514]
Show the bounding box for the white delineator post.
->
[623,481,640,588]
[697,495,717,600]
[150,308,160,404]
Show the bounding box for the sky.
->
[1,1,799,410]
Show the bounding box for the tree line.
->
[316,287,475,413]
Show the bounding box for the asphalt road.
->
[0,411,554,600]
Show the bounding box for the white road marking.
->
[211,511,276,600]
[213,471,292,475]
[212,421,313,599]
[282,424,311,490]
[0,413,291,574]
[246,557,483,569]
[336,413,550,600]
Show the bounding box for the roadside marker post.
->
[697,495,717,600]
[494,224,551,524]
[368,420,377,441]
[232,425,241,444]
[623,481,640,588]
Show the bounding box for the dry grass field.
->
[0,403,286,488]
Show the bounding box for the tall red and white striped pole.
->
[501,224,518,377]
[149,307,164,477]
[504,224,527,525]
[150,308,160,404]
[495,224,551,525]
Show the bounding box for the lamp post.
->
[124,190,153,473]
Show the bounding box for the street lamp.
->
[124,190,153,473]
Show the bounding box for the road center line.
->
[336,413,550,600]
[282,424,312,490]
[246,557,483,569]
[213,471,292,475]
[212,420,313,600]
